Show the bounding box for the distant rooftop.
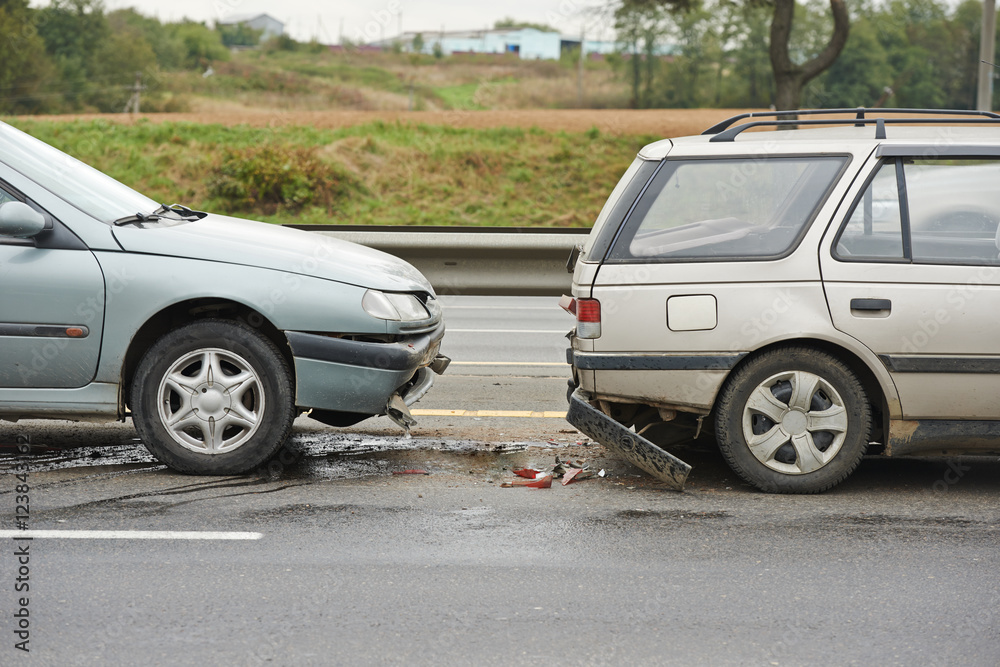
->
[217,13,283,27]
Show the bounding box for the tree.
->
[0,0,56,113]
[165,20,230,67]
[770,0,850,109]
[620,0,850,110]
[217,22,264,48]
[494,18,558,32]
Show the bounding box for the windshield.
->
[0,121,157,224]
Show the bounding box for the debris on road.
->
[502,456,602,489]
[501,473,552,489]
[525,475,553,489]
[392,469,430,475]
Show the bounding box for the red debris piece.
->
[513,468,541,479]
[392,469,430,475]
[525,475,552,489]
[562,468,585,485]
[502,474,553,488]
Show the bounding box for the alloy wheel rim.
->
[156,348,264,454]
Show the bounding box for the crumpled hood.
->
[112,213,434,294]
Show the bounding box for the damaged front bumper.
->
[566,388,692,491]
[285,323,449,416]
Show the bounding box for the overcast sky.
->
[59,1,615,44]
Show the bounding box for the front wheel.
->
[131,320,295,475]
[714,347,871,493]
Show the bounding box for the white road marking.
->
[449,361,565,366]
[448,329,567,333]
[412,409,567,418]
[0,530,262,540]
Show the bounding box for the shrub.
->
[209,145,364,214]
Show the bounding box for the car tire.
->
[130,319,295,475]
[714,347,871,494]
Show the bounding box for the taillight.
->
[575,298,601,339]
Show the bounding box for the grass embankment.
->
[168,50,629,113]
[8,118,655,227]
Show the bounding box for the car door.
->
[0,182,105,389]
[821,147,1000,419]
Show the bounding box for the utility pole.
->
[978,0,997,111]
[577,27,585,107]
[124,72,143,114]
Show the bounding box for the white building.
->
[382,27,667,61]
[217,13,285,43]
[394,27,562,60]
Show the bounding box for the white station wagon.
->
[564,108,1000,493]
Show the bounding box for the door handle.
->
[850,298,891,312]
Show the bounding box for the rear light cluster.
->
[560,296,601,339]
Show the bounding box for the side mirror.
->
[0,201,46,238]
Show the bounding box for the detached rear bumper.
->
[566,388,691,491]
[286,323,448,414]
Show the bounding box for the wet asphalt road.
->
[1,297,999,665]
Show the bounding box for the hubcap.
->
[156,348,264,455]
[741,370,849,475]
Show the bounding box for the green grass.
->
[434,78,517,110]
[5,118,656,227]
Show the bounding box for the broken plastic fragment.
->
[513,468,541,479]
[392,469,429,475]
[386,393,417,436]
[502,473,552,488]
[525,475,552,489]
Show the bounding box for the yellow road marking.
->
[411,409,567,419]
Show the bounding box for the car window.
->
[907,159,1000,265]
[835,158,1000,266]
[607,156,847,262]
[0,187,15,206]
[582,157,658,262]
[835,161,905,260]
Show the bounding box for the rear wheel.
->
[714,347,871,493]
[131,320,295,475]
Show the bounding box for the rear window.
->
[607,156,848,262]
[582,157,658,262]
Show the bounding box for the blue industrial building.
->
[383,27,620,61]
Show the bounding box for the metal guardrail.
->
[288,225,589,296]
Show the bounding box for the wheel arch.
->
[724,337,891,445]
[120,298,292,414]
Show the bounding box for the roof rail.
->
[703,108,1000,142]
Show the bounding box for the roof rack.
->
[703,108,1000,142]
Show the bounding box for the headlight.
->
[362,290,429,321]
